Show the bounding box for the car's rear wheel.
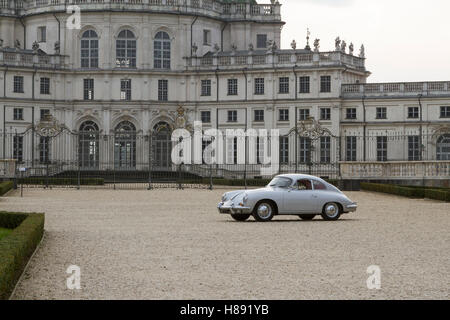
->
[299,215,316,221]
[321,202,341,221]
[230,214,251,222]
[252,201,275,222]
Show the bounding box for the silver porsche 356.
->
[218,174,357,222]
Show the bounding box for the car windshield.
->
[268,177,292,188]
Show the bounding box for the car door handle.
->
[312,195,318,199]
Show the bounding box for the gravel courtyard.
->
[1,187,449,300]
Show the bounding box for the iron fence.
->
[1,128,449,189]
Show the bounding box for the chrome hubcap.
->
[325,204,338,218]
[257,204,272,219]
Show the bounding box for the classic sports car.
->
[218,174,357,222]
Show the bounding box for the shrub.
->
[361,183,450,202]
[0,181,14,196]
[0,212,45,300]
[424,189,450,202]
[19,177,104,186]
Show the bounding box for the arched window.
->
[154,31,171,69]
[81,30,98,68]
[114,121,136,169]
[79,121,99,169]
[437,134,450,160]
[116,30,136,68]
[152,122,172,168]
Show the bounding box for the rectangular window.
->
[254,78,265,95]
[376,107,387,119]
[120,79,132,100]
[256,34,267,48]
[320,136,331,163]
[299,137,311,163]
[40,77,50,95]
[227,79,238,96]
[13,135,23,163]
[158,79,168,101]
[377,136,387,161]
[37,26,46,43]
[39,136,50,164]
[279,136,289,164]
[440,106,450,118]
[203,30,211,45]
[201,111,211,123]
[299,109,310,121]
[320,108,331,121]
[408,136,421,161]
[13,108,23,121]
[40,109,50,121]
[346,108,357,120]
[256,136,265,164]
[226,137,238,164]
[13,76,24,93]
[83,79,94,100]
[227,110,237,123]
[320,76,331,93]
[279,109,289,122]
[254,110,264,122]
[408,107,419,119]
[299,76,310,93]
[346,136,357,161]
[279,77,289,94]
[201,80,211,97]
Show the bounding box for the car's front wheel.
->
[299,215,316,221]
[252,201,275,222]
[230,214,251,222]
[321,202,341,221]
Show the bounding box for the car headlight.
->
[243,193,249,205]
[222,193,228,202]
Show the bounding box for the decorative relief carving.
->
[35,115,65,137]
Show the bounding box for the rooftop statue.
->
[54,41,60,54]
[359,44,365,58]
[267,40,277,52]
[314,39,320,52]
[192,43,198,56]
[15,39,21,50]
[335,37,341,51]
[248,43,254,51]
[0,39,3,48]
[349,42,354,56]
[340,40,347,53]
[291,39,296,50]
[32,41,39,52]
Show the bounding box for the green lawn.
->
[0,227,12,241]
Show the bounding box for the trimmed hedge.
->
[19,177,104,186]
[361,183,450,202]
[0,181,14,196]
[0,212,45,300]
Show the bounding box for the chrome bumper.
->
[345,203,358,213]
[218,202,252,215]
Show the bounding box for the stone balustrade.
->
[342,82,450,98]
[1,0,281,21]
[340,161,450,180]
[187,50,366,71]
[0,49,67,69]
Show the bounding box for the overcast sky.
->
[279,0,450,82]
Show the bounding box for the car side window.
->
[296,179,312,191]
[312,180,327,190]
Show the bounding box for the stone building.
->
[0,0,449,181]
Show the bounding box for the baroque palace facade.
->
[0,0,449,181]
